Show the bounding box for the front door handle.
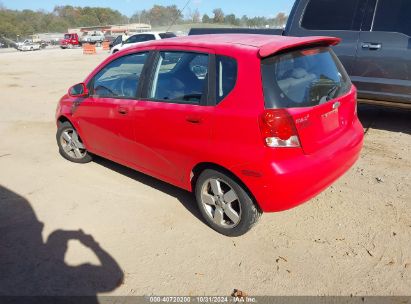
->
[362,43,382,50]
[118,107,128,115]
[186,116,202,124]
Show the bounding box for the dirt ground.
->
[0,48,410,297]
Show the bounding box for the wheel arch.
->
[56,115,72,127]
[56,115,89,149]
[190,162,262,211]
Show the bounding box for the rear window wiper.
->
[325,84,340,101]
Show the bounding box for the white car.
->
[18,42,41,51]
[111,32,176,54]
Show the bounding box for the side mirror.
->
[68,83,89,98]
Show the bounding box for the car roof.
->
[134,34,340,57]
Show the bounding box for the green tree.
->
[212,8,224,24]
[202,14,211,23]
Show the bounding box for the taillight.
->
[259,109,300,148]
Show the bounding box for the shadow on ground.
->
[0,185,124,302]
[93,156,205,226]
[358,104,411,135]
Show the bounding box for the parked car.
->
[190,0,411,109]
[60,33,81,49]
[55,34,363,236]
[15,39,32,49]
[17,42,41,51]
[111,32,176,54]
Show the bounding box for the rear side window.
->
[261,47,351,109]
[301,0,364,31]
[373,0,411,37]
[159,32,177,39]
[216,56,237,104]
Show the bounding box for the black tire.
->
[195,169,262,237]
[56,121,92,164]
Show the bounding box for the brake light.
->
[259,109,301,148]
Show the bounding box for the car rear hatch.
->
[260,40,357,154]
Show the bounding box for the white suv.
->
[111,32,176,54]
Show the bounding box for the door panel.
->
[73,97,138,160]
[352,32,411,103]
[131,50,213,184]
[73,52,149,161]
[352,0,411,103]
[132,101,213,183]
[290,0,367,74]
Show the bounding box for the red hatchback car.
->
[56,34,363,236]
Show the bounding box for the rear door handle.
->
[362,43,382,50]
[186,116,202,124]
[118,107,128,115]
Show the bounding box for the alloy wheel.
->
[200,178,242,228]
[60,128,87,159]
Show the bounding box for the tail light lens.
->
[259,109,300,148]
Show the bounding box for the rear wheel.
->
[195,169,262,236]
[56,121,92,163]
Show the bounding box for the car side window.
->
[301,0,365,31]
[113,36,122,45]
[92,52,148,99]
[142,34,156,41]
[125,35,142,44]
[216,55,237,104]
[372,0,411,37]
[148,51,209,105]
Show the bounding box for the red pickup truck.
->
[60,33,81,49]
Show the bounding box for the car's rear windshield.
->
[159,32,177,39]
[261,46,351,109]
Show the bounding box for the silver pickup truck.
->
[80,31,105,45]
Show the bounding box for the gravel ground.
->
[0,48,410,297]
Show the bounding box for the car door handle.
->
[362,43,382,50]
[118,107,128,115]
[186,116,202,124]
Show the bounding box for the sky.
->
[1,0,294,18]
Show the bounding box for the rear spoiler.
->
[259,36,340,58]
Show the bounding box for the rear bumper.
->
[236,119,364,212]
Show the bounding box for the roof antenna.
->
[166,0,191,32]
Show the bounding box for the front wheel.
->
[195,169,262,236]
[56,121,92,163]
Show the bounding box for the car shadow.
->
[358,104,411,135]
[92,156,205,225]
[0,185,124,302]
